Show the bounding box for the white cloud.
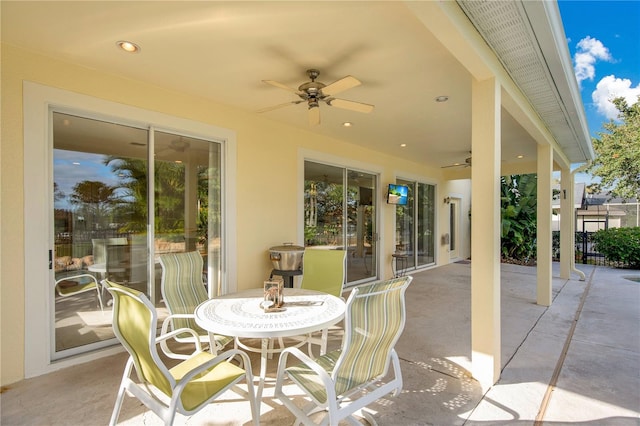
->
[592,75,640,120]
[573,36,612,85]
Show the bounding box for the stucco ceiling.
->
[2,1,590,172]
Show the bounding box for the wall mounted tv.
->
[387,184,408,205]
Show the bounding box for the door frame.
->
[23,82,237,378]
[299,149,383,285]
[448,196,462,261]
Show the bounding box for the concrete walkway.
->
[1,263,638,425]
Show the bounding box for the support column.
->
[559,167,572,279]
[537,144,553,306]
[471,77,501,390]
[184,160,199,252]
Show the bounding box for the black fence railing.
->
[552,230,631,268]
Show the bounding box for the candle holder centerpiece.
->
[262,277,285,312]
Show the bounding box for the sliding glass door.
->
[395,179,435,274]
[304,161,378,285]
[52,112,222,358]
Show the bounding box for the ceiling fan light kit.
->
[259,69,374,126]
[442,153,472,168]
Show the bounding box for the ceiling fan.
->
[258,69,374,126]
[155,137,191,159]
[441,152,472,168]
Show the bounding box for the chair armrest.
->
[173,348,254,394]
[276,347,334,385]
[160,313,196,334]
[156,327,203,353]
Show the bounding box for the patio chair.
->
[299,248,347,356]
[103,280,259,426]
[159,251,233,359]
[54,273,104,311]
[274,275,412,426]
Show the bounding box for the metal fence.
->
[552,230,632,268]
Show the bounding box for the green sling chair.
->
[103,280,259,426]
[274,275,412,426]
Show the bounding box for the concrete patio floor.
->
[1,262,638,425]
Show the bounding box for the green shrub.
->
[592,227,640,268]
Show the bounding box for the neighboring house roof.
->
[585,193,639,206]
[552,182,586,209]
[578,207,626,217]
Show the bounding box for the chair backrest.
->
[159,251,208,332]
[92,238,128,265]
[103,280,174,397]
[332,275,412,396]
[300,249,347,297]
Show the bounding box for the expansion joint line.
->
[534,267,597,425]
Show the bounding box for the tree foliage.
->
[69,180,119,230]
[588,97,640,200]
[591,227,640,268]
[501,174,537,262]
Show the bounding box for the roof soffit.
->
[455,0,593,164]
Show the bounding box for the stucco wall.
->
[0,44,470,385]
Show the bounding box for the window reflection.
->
[52,112,222,356]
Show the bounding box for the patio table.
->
[194,287,345,399]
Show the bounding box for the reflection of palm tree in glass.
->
[104,157,149,233]
[69,180,118,231]
[105,157,218,243]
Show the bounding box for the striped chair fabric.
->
[103,280,258,426]
[159,251,233,357]
[274,275,412,424]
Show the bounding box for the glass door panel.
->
[346,170,377,281]
[394,179,436,274]
[153,132,222,298]
[52,112,148,355]
[417,183,435,266]
[304,161,378,285]
[304,162,345,248]
[396,179,416,270]
[51,113,223,359]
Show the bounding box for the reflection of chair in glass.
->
[274,276,412,425]
[159,251,233,359]
[105,244,128,282]
[299,248,347,356]
[90,238,128,278]
[103,280,259,426]
[54,273,104,311]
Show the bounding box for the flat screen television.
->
[387,184,408,205]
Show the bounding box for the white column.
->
[471,77,501,389]
[559,167,572,279]
[184,157,198,252]
[537,144,553,306]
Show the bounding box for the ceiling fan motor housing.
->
[259,67,373,123]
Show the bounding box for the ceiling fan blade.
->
[256,100,302,113]
[322,75,361,96]
[308,106,320,126]
[441,164,466,168]
[262,80,300,94]
[328,98,374,113]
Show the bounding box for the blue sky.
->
[558,0,640,138]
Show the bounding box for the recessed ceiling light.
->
[400,143,407,147]
[116,40,140,53]
[517,154,524,159]
[435,95,449,103]
[342,122,353,127]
